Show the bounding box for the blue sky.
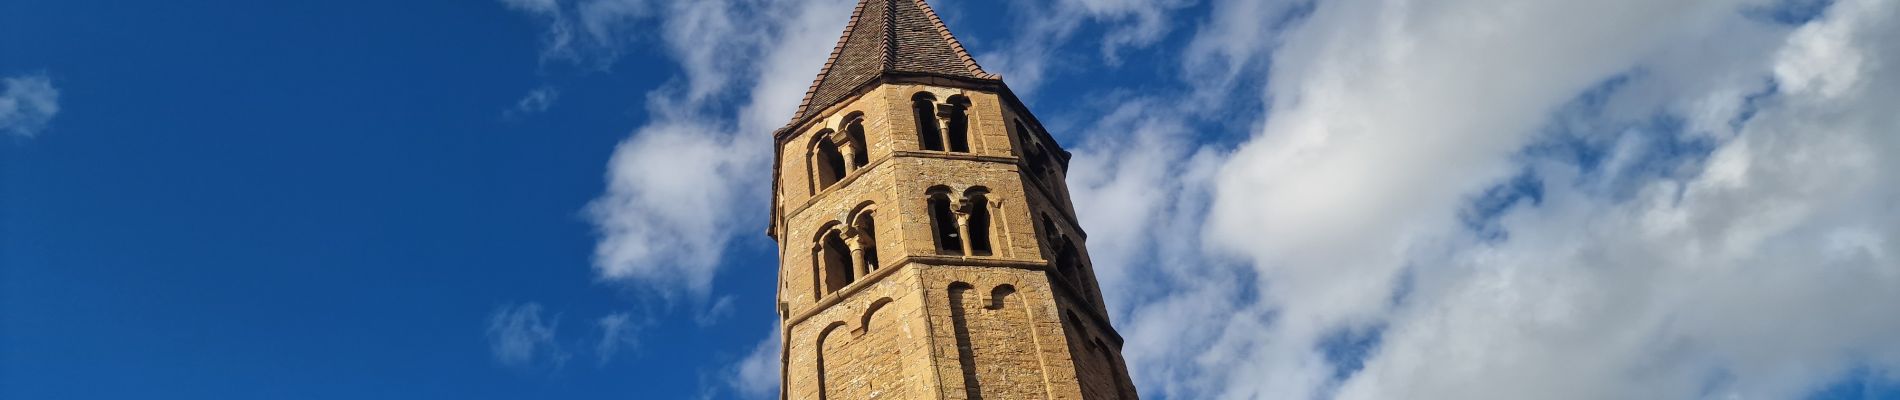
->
[5,0,1900,399]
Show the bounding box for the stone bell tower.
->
[767,0,1136,398]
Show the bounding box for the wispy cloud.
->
[722,326,780,399]
[693,295,735,326]
[504,85,560,118]
[969,0,1192,95]
[0,73,61,138]
[592,311,644,365]
[485,302,570,370]
[500,0,658,69]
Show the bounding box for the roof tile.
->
[790,0,996,128]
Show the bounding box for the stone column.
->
[936,108,955,152]
[954,207,973,258]
[843,230,868,279]
[807,155,819,193]
[839,144,858,171]
[834,131,859,171]
[813,242,830,294]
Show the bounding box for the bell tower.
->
[767,0,1136,398]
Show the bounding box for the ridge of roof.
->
[786,0,998,133]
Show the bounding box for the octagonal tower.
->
[767,1,1136,398]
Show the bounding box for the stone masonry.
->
[768,1,1137,399]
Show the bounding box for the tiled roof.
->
[790,0,997,128]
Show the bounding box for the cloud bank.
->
[1085,0,1900,398]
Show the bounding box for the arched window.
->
[913,92,944,151]
[853,211,880,272]
[812,133,846,191]
[844,116,870,168]
[821,229,853,293]
[945,95,971,153]
[927,187,962,255]
[964,187,992,256]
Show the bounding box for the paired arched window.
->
[820,229,853,294]
[814,204,882,298]
[810,114,872,195]
[927,186,994,256]
[912,92,971,153]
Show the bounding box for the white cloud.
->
[1332,4,1900,398]
[1057,95,1267,399]
[0,73,61,138]
[496,0,851,295]
[498,0,844,391]
[586,119,763,293]
[486,302,571,370]
[723,326,781,399]
[1065,98,1230,308]
[583,0,853,296]
[1073,0,1900,398]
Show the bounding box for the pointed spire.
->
[791,0,997,127]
